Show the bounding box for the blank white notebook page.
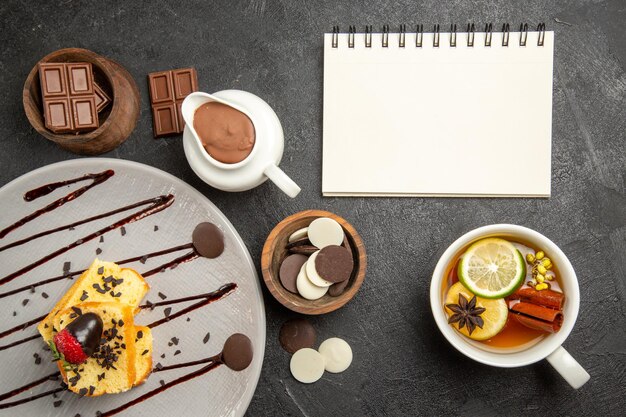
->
[322,30,554,197]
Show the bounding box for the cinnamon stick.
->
[510,302,563,333]
[509,287,564,310]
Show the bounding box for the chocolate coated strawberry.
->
[53,312,103,364]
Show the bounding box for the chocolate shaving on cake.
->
[80,290,89,301]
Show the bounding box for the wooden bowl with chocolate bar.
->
[23,48,140,155]
[261,210,366,314]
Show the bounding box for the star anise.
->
[446,294,486,335]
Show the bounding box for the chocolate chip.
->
[279,318,316,354]
[286,236,311,249]
[142,349,149,355]
[80,290,89,301]
[12,311,16,316]
[95,248,102,255]
[63,262,71,273]
[171,337,179,346]
[140,255,148,264]
[53,400,62,407]
[118,319,124,327]
[161,353,165,358]
[329,279,350,297]
[315,245,354,283]
[22,299,29,306]
[89,385,95,395]
[99,236,104,243]
[192,222,225,258]
[75,414,81,417]
[158,292,167,300]
[154,225,159,232]
[222,333,253,371]
[174,350,181,356]
[137,330,143,339]
[120,226,126,236]
[203,332,211,344]
[30,286,35,294]
[35,356,42,365]
[155,362,163,370]
[164,307,171,318]
[97,266,104,275]
[186,317,191,322]
[279,254,308,293]
[42,292,49,299]
[69,226,75,231]
[288,245,318,256]
[71,306,82,316]
[159,379,165,386]
[98,373,105,381]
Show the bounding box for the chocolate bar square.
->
[152,103,179,136]
[147,67,198,138]
[38,62,99,133]
[44,98,72,131]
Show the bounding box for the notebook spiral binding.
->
[331,23,546,48]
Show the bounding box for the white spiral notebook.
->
[322,24,554,197]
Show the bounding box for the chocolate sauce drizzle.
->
[0,273,232,352]
[0,284,237,409]
[0,171,237,412]
[0,243,194,299]
[0,170,114,239]
[0,195,178,253]
[0,194,174,286]
[100,361,222,417]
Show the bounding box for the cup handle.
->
[545,346,590,389]
[263,164,301,198]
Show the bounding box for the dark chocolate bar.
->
[148,68,198,138]
[38,63,99,133]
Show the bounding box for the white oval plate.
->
[0,158,265,417]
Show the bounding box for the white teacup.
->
[430,224,590,389]
[181,90,301,198]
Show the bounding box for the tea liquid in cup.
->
[430,224,590,389]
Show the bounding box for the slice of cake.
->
[38,258,149,342]
[133,326,153,386]
[53,302,137,396]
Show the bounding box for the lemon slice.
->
[444,282,508,340]
[458,237,525,299]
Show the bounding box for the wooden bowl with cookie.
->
[261,210,366,315]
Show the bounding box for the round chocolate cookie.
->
[315,245,354,283]
[279,318,316,354]
[192,222,225,258]
[279,254,308,293]
[222,333,253,371]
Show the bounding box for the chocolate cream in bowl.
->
[193,101,256,164]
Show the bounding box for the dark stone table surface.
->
[1,0,624,415]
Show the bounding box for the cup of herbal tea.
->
[430,224,590,389]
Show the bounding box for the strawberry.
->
[52,312,103,365]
